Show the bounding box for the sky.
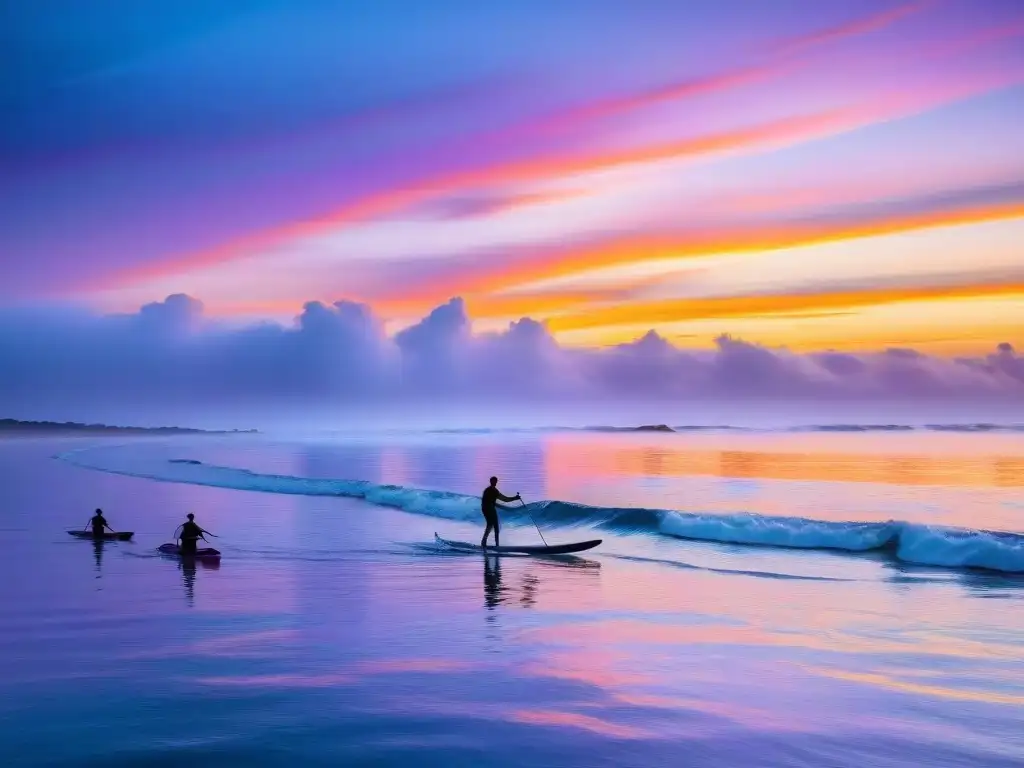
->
[2,0,1023,418]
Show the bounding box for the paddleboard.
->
[435,533,600,556]
[158,543,222,561]
[67,530,134,541]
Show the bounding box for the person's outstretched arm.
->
[496,491,521,503]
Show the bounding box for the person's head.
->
[186,513,194,520]
[94,508,103,516]
[489,476,498,486]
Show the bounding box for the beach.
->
[1,429,1022,767]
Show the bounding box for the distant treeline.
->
[0,418,257,435]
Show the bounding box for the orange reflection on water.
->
[524,617,1024,664]
[543,434,1024,489]
[522,646,824,734]
[522,648,657,690]
[806,667,1024,706]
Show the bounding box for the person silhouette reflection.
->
[180,559,196,607]
[483,555,505,609]
[520,570,538,608]
[92,538,104,575]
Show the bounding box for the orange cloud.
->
[544,280,1024,334]
[100,108,858,291]
[378,202,1024,315]
[97,43,1022,297]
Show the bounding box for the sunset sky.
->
[4,0,1023,355]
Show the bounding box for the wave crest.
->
[56,451,1024,573]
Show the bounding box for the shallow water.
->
[1,432,1023,767]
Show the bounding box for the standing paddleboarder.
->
[481,476,520,549]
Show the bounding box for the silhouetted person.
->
[176,513,207,556]
[88,508,113,538]
[481,476,520,548]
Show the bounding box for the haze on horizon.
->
[2,0,1023,421]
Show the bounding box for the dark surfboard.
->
[435,533,601,556]
[158,543,222,560]
[67,530,134,541]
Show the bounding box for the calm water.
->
[1,430,1022,767]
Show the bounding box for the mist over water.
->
[8,396,1024,435]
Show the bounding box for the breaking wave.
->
[56,449,1024,574]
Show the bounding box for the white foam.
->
[57,449,1024,573]
[660,511,898,551]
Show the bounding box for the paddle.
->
[174,522,217,539]
[173,524,217,549]
[518,496,548,547]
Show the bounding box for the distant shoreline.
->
[0,418,257,436]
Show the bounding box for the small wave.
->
[170,459,203,465]
[57,451,1024,573]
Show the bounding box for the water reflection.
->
[181,559,196,606]
[482,554,601,612]
[483,555,505,609]
[92,539,104,576]
[541,433,1024,531]
[545,434,1024,488]
[178,556,220,608]
[520,571,539,609]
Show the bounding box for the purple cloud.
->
[0,295,1021,420]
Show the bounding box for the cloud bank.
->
[0,295,1021,416]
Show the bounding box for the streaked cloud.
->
[4,0,1024,356]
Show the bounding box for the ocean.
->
[1,426,1022,766]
